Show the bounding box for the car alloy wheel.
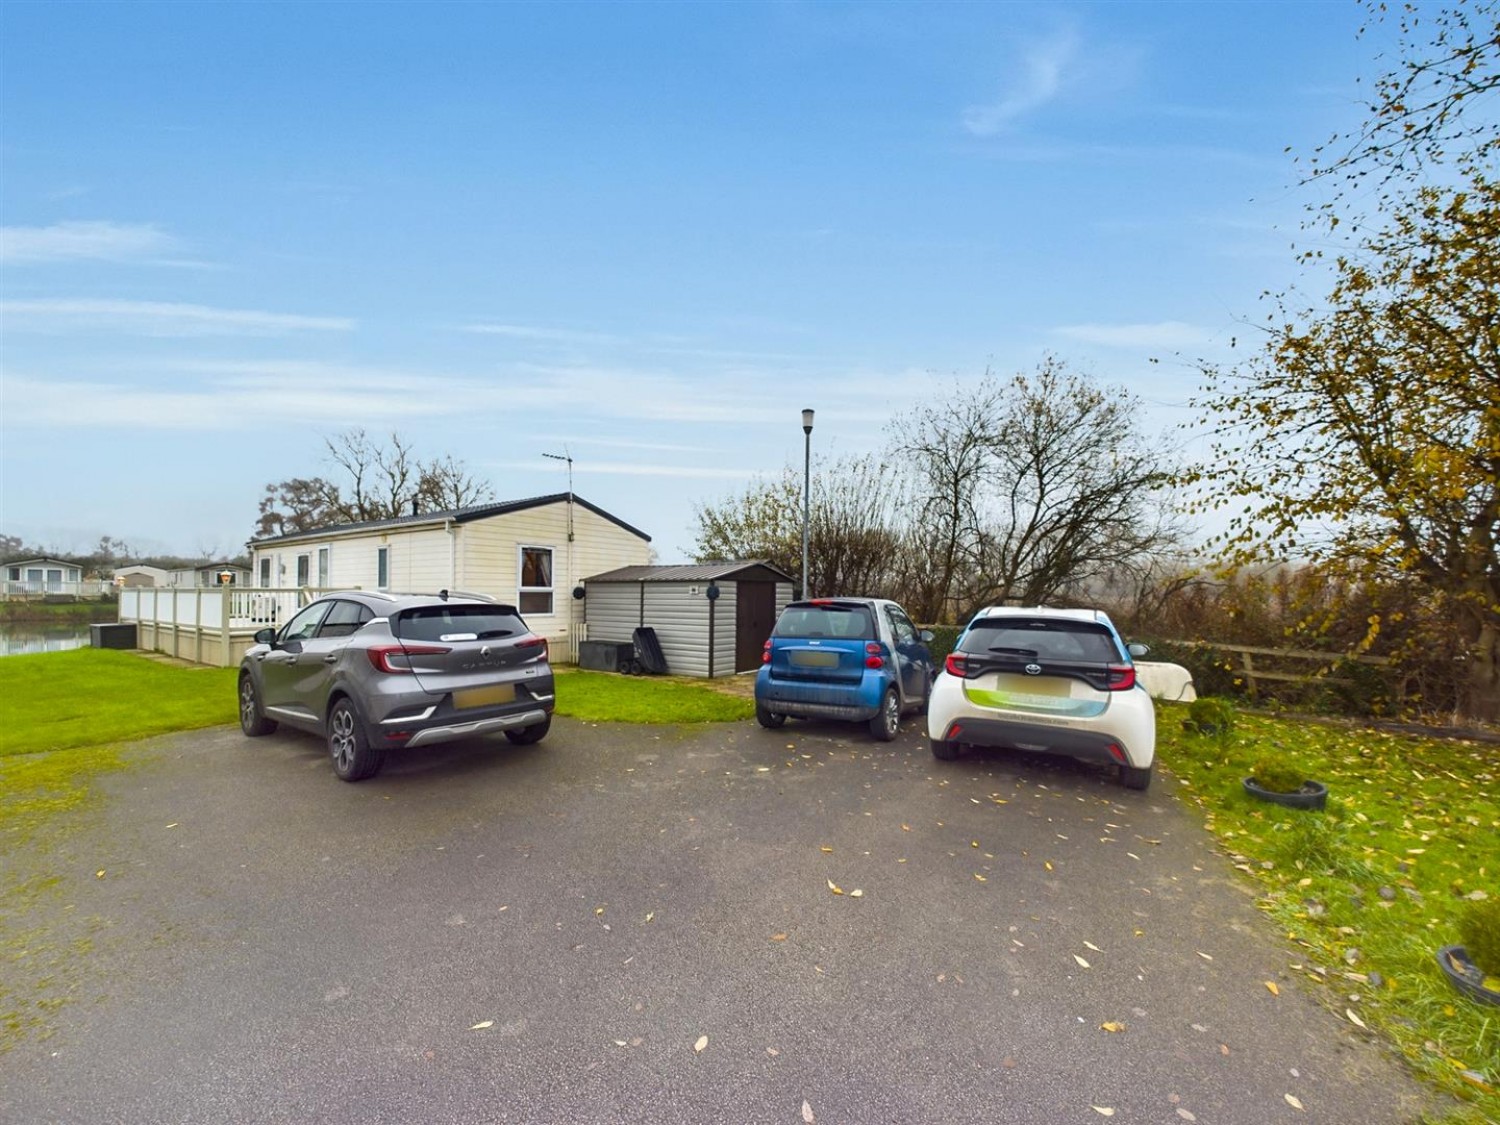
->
[238,673,276,737]
[328,697,384,782]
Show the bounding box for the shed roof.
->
[585,560,794,584]
[248,493,650,548]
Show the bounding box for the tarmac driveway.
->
[1,715,1441,1124]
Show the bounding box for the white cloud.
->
[1052,320,1216,349]
[1,299,355,336]
[0,220,180,264]
[458,322,621,345]
[963,28,1080,135]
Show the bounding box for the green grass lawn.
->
[1156,704,1500,1122]
[552,668,754,723]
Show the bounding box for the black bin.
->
[90,623,137,650]
[578,640,634,673]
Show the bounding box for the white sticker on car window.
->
[439,632,478,642]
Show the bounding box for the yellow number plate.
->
[790,650,839,668]
[454,684,515,709]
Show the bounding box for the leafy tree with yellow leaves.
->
[1191,175,1499,722]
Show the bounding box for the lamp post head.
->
[802,408,815,435]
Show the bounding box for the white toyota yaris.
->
[927,606,1160,790]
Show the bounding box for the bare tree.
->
[418,453,496,511]
[693,453,905,598]
[892,360,1182,621]
[886,378,1003,621]
[253,431,494,540]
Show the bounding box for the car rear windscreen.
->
[959,620,1120,663]
[773,604,876,640]
[395,605,527,643]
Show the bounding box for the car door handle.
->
[323,654,338,664]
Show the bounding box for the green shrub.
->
[1458,897,1500,978]
[1187,696,1237,734]
[1248,753,1307,795]
[920,624,962,666]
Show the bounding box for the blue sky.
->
[2,1,1382,561]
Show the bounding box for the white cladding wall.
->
[249,501,650,658]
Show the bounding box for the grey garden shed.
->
[580,561,795,678]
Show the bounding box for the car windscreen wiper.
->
[987,646,1039,657]
[475,628,516,639]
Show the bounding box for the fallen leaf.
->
[820,846,833,854]
[802,1100,815,1123]
[902,824,911,832]
[645,912,655,923]
[771,933,788,942]
[1085,941,1102,952]
[694,1035,709,1053]
[849,889,864,898]
[1176,1109,1198,1122]
[1285,1093,1304,1111]
[1045,861,1054,871]
[974,873,988,883]
[1100,1021,1126,1033]
[1346,1008,1366,1028]
[613,1039,627,1047]
[1265,981,1280,996]
[470,1020,493,1030]
[1196,951,1213,961]
[826,879,844,895]
[767,1047,780,1056]
[1075,955,1092,969]
[1091,1108,1116,1117]
[595,907,604,916]
[164,822,179,829]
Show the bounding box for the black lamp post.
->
[801,408,814,599]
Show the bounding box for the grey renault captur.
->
[238,590,554,781]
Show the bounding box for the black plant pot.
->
[1242,777,1328,811]
[1437,945,1500,1006]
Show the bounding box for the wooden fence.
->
[1164,640,1392,703]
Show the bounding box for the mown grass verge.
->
[0,650,238,847]
[552,668,755,723]
[1156,703,1499,1122]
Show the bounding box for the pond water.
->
[0,625,92,657]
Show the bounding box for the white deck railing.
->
[118,586,339,666]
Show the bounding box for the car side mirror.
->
[254,627,278,645]
[1128,642,1149,658]
[919,630,934,643]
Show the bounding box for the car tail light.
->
[1104,742,1126,763]
[1106,664,1136,691]
[865,642,885,669]
[366,644,450,673]
[809,599,834,606]
[516,634,549,662]
[945,652,970,677]
[762,639,772,664]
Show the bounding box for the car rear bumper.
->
[755,669,883,722]
[932,716,1144,767]
[398,706,551,748]
[370,682,555,749]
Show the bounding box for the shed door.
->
[735,581,778,672]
